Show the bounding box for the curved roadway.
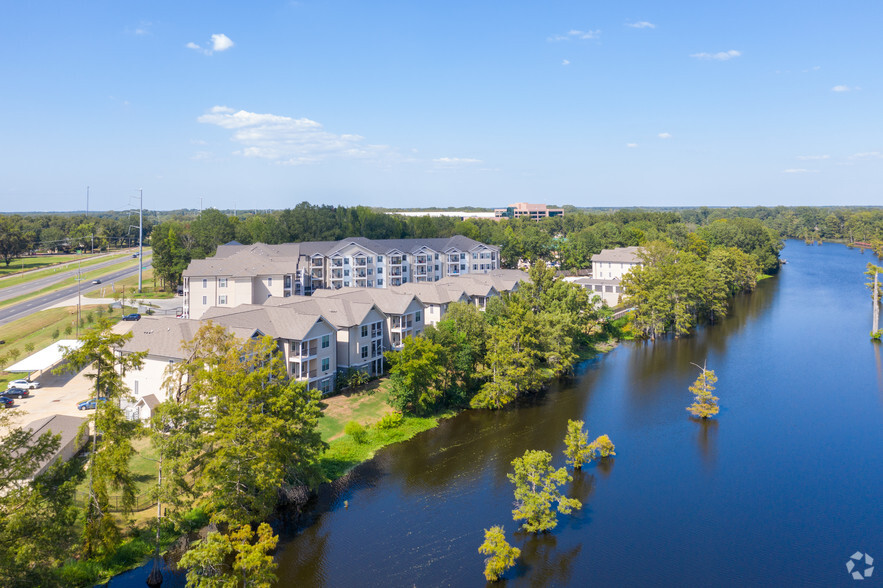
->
[0,254,153,327]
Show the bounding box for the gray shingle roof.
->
[262,296,383,328]
[393,282,470,305]
[202,304,330,340]
[122,317,207,359]
[311,287,421,315]
[591,246,642,264]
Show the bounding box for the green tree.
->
[478,525,520,582]
[179,523,278,588]
[384,335,445,414]
[508,449,581,533]
[687,365,720,419]
[0,217,28,267]
[563,419,593,470]
[589,434,616,458]
[161,323,326,526]
[344,420,368,444]
[62,320,146,557]
[0,410,83,587]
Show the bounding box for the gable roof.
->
[262,296,384,328]
[203,304,332,340]
[393,282,470,305]
[311,287,422,315]
[122,317,207,359]
[591,246,642,264]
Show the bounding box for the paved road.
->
[0,250,144,303]
[0,255,153,327]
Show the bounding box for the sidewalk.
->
[48,295,183,313]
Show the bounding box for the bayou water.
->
[115,240,883,587]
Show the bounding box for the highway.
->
[0,254,153,328]
[0,251,145,303]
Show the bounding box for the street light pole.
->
[138,189,143,294]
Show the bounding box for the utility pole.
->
[138,189,144,294]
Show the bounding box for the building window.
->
[434,253,439,260]
[268,277,272,286]
[377,255,383,262]
[219,295,227,305]
[473,264,477,270]
[322,358,330,372]
[473,253,478,259]
[367,256,373,263]
[461,264,466,271]
[377,278,383,286]
[344,269,350,276]
[460,253,466,260]
[415,311,422,323]
[219,278,227,288]
[202,296,207,305]
[361,345,369,359]
[202,279,207,288]
[368,268,373,275]
[377,267,383,274]
[361,325,368,337]
[322,335,330,349]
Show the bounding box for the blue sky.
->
[2,1,881,212]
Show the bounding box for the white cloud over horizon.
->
[562,59,570,66]
[198,106,390,165]
[691,50,741,61]
[626,21,656,29]
[831,85,853,92]
[849,151,882,160]
[658,132,672,139]
[626,143,638,148]
[797,154,830,160]
[187,33,235,55]
[783,168,819,173]
[433,157,483,165]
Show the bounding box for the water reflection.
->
[692,418,718,467]
[874,341,883,405]
[511,533,583,586]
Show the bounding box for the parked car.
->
[3,387,30,399]
[92,279,101,284]
[122,313,141,321]
[132,253,140,258]
[77,397,108,410]
[0,396,14,408]
[9,379,39,390]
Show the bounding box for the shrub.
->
[64,324,73,336]
[24,342,35,353]
[344,420,368,444]
[376,412,404,430]
[51,328,60,340]
[85,312,94,324]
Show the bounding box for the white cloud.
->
[211,33,234,52]
[626,143,638,148]
[658,132,672,139]
[548,29,600,42]
[690,50,741,61]
[797,154,829,160]
[187,33,235,55]
[198,106,390,165]
[831,85,852,92]
[130,21,152,36]
[849,151,883,160]
[562,59,570,66]
[626,21,656,29]
[433,157,482,165]
[783,168,819,173]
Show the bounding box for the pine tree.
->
[478,525,520,582]
[686,364,720,419]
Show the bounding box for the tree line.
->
[385,262,607,414]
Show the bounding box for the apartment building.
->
[183,235,501,319]
[263,296,387,378]
[572,246,642,307]
[494,203,564,220]
[311,288,425,350]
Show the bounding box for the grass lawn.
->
[85,267,175,300]
[0,252,132,289]
[318,379,394,441]
[0,253,93,279]
[0,304,137,378]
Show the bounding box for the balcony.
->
[354,257,367,267]
[390,256,403,265]
[331,268,343,279]
[311,268,324,278]
[389,267,402,277]
[355,268,367,278]
[331,259,344,267]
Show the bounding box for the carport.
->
[5,339,84,381]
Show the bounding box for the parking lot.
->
[3,321,135,429]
